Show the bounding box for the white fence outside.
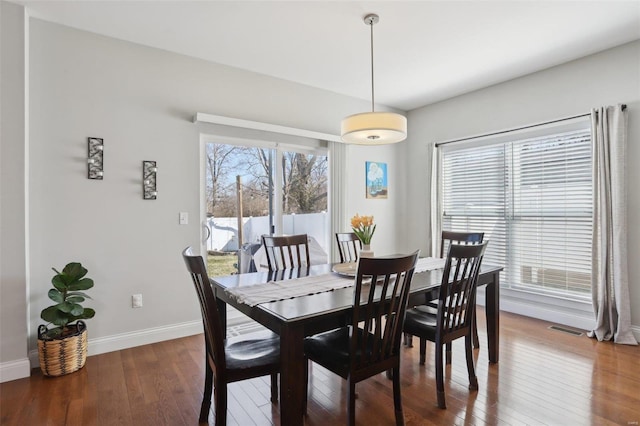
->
[206,212,330,253]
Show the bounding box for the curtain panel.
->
[430,143,442,258]
[329,140,347,263]
[589,105,636,345]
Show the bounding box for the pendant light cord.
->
[370,19,375,112]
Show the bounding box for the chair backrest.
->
[436,242,487,342]
[182,247,226,369]
[350,251,420,371]
[439,231,485,258]
[335,232,362,263]
[261,234,311,271]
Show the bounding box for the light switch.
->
[132,294,143,308]
[179,212,188,225]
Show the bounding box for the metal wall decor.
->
[87,137,104,179]
[142,160,157,200]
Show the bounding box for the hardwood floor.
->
[2,309,639,425]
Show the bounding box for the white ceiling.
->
[11,0,640,111]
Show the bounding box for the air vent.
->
[549,325,584,336]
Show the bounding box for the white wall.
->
[346,142,408,257]
[0,10,405,378]
[0,1,31,382]
[404,41,640,332]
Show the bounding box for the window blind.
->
[440,126,592,301]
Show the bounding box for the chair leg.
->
[404,332,413,347]
[213,376,227,426]
[199,361,213,423]
[419,338,427,365]
[392,366,405,426]
[445,342,452,364]
[435,343,446,409]
[303,359,309,413]
[270,373,278,403]
[465,334,478,391]
[472,310,480,349]
[347,378,357,426]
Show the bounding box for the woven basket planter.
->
[37,320,87,377]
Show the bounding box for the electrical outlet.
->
[132,294,143,308]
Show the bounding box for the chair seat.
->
[225,331,280,371]
[413,304,438,314]
[403,308,437,341]
[304,326,373,378]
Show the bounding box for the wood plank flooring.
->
[2,309,639,425]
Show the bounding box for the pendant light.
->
[341,14,407,145]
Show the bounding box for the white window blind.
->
[440,124,592,301]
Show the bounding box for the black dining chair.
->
[182,247,280,424]
[405,230,485,358]
[439,231,485,258]
[403,242,487,409]
[303,251,420,426]
[335,232,362,263]
[262,234,311,271]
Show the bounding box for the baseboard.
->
[475,286,595,331]
[477,289,640,343]
[0,358,31,383]
[497,297,595,330]
[29,320,203,369]
[503,302,640,343]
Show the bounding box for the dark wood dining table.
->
[211,261,503,425]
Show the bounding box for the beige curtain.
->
[589,105,637,345]
[430,143,442,258]
[329,140,347,263]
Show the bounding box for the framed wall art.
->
[365,161,388,199]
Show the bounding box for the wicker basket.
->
[37,321,87,377]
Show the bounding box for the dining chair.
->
[303,251,420,426]
[439,231,485,258]
[262,234,311,271]
[403,242,487,409]
[335,232,362,263]
[182,247,280,425]
[405,230,485,357]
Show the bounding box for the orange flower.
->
[351,214,376,244]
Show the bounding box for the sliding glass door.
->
[203,138,328,278]
[280,149,329,254]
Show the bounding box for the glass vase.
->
[360,244,374,258]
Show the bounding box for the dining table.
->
[210,258,503,425]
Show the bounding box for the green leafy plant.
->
[40,262,95,339]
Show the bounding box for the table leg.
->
[279,324,306,426]
[485,271,500,363]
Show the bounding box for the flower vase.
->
[360,244,374,258]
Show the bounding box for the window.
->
[439,120,592,302]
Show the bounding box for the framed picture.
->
[366,161,388,199]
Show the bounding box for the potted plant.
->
[351,213,376,257]
[37,262,96,376]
